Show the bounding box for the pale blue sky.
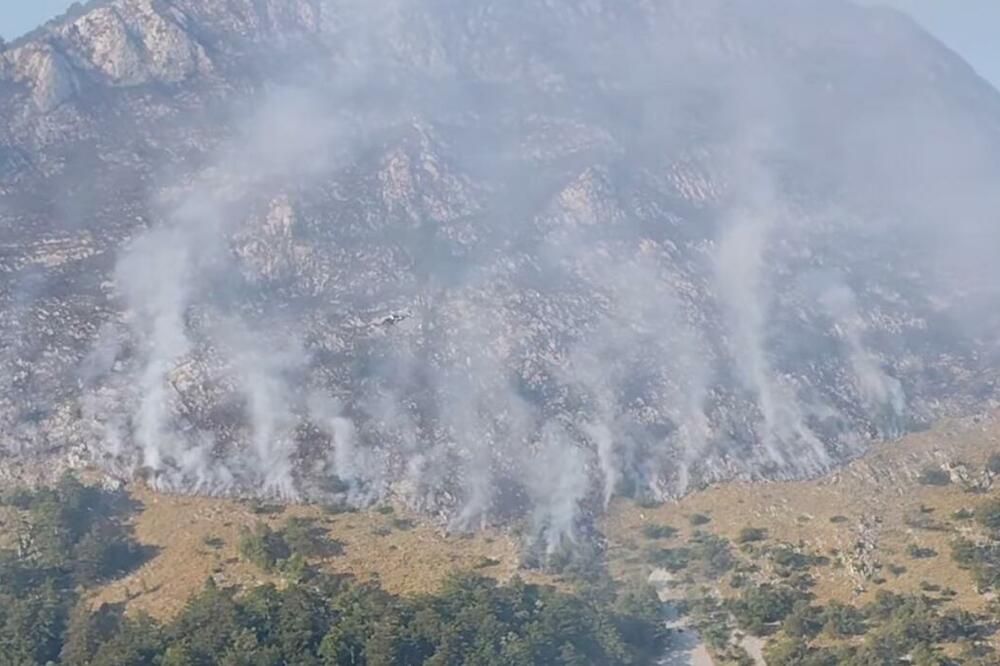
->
[0,0,79,41]
[870,0,1000,88]
[0,1,998,88]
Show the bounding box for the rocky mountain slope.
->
[2,0,1000,549]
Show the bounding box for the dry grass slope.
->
[8,411,1000,638]
[87,489,549,620]
[605,412,1000,625]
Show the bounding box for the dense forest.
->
[0,475,666,666]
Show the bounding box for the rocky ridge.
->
[1,0,1000,541]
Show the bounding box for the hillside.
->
[0,477,665,665]
[2,409,999,662]
[6,0,1000,664]
[605,411,1000,662]
[1,1,1000,545]
[83,488,547,621]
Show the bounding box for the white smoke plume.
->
[83,85,363,496]
[308,392,363,493]
[820,283,907,435]
[40,0,1000,559]
[214,321,306,498]
[528,423,590,556]
[715,206,830,474]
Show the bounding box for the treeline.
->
[0,474,150,664]
[3,473,149,585]
[63,571,664,666]
[0,475,666,666]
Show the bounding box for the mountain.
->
[2,0,1000,551]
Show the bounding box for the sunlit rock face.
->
[2,0,1000,546]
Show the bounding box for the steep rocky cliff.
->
[2,0,1000,546]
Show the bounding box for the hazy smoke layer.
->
[30,0,1000,555]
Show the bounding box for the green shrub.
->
[906,544,937,559]
[687,596,733,650]
[728,583,803,636]
[822,601,866,638]
[391,518,416,531]
[647,547,691,572]
[951,537,1000,591]
[281,517,343,558]
[781,601,823,639]
[236,523,290,571]
[737,527,768,543]
[974,498,1000,535]
[768,544,826,574]
[916,466,951,487]
[202,536,225,549]
[762,637,812,666]
[642,524,678,540]
[690,532,735,579]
